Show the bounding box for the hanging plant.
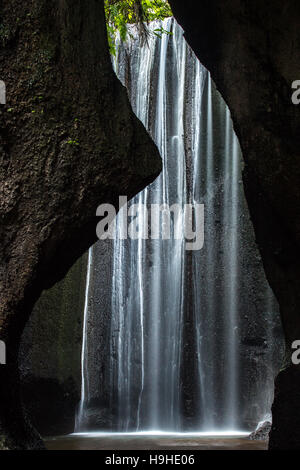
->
[105,0,173,55]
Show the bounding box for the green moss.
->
[0,23,12,46]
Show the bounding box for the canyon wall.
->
[169,0,300,449]
[19,254,87,436]
[0,0,161,449]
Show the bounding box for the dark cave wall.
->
[169,0,300,449]
[19,254,87,436]
[0,0,161,449]
[1,0,298,449]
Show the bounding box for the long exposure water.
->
[76,18,284,434]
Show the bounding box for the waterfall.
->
[76,247,93,431]
[76,18,284,434]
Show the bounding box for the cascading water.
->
[76,18,284,434]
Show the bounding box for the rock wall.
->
[19,254,87,436]
[0,0,161,449]
[169,0,300,448]
[76,240,114,431]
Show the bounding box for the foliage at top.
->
[105,0,173,55]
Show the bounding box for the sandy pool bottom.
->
[45,433,267,450]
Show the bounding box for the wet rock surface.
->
[19,255,87,436]
[0,0,161,449]
[169,0,300,449]
[249,421,271,441]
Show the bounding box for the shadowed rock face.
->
[0,0,161,449]
[19,254,88,437]
[169,0,300,449]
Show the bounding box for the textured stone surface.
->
[169,0,300,448]
[0,0,161,448]
[19,254,87,436]
[249,421,271,441]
